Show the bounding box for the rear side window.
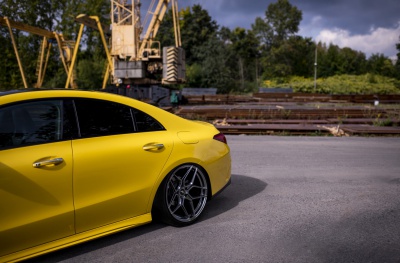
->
[74,98,164,138]
[0,100,65,149]
[74,99,134,138]
[132,108,165,132]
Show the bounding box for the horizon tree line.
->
[0,0,399,93]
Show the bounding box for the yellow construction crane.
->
[0,16,76,88]
[68,0,185,89]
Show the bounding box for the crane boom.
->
[0,16,55,39]
[137,0,170,60]
[0,16,76,88]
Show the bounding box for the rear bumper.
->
[210,177,231,200]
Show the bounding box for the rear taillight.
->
[213,133,227,144]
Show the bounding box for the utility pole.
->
[314,43,318,93]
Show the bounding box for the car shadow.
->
[26,174,266,262]
[200,173,267,221]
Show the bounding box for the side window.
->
[73,98,165,138]
[0,100,64,149]
[74,99,135,138]
[132,108,165,132]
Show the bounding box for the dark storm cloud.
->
[292,0,400,35]
[184,0,400,57]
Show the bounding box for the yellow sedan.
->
[0,89,231,262]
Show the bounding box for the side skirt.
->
[2,213,152,263]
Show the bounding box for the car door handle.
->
[33,158,64,168]
[142,143,164,151]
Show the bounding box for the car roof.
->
[0,88,167,118]
[0,89,212,134]
[0,89,35,97]
[0,88,73,96]
[0,88,72,97]
[0,89,130,107]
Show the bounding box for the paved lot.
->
[30,136,400,263]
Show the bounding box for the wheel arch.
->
[150,162,212,222]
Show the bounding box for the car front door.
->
[0,100,75,257]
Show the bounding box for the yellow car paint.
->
[72,132,173,233]
[0,142,75,256]
[0,90,231,262]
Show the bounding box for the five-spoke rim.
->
[166,165,208,222]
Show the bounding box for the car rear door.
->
[0,100,75,257]
[71,98,173,233]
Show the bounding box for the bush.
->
[262,74,400,94]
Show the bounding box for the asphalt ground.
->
[28,136,400,263]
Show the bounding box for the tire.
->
[153,164,209,227]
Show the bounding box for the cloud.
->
[315,22,400,59]
[179,0,400,58]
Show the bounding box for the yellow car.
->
[0,89,231,262]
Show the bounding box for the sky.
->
[179,0,400,59]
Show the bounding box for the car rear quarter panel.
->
[146,121,231,212]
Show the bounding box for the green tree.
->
[326,44,342,76]
[262,36,315,79]
[0,0,109,90]
[286,36,315,77]
[53,0,109,89]
[251,17,274,52]
[56,0,85,39]
[265,0,302,43]
[156,4,228,91]
[0,36,17,90]
[0,0,63,89]
[80,0,109,58]
[368,53,396,78]
[252,0,303,80]
[191,34,234,92]
[252,0,303,51]
[395,35,400,79]
[180,5,218,64]
[76,58,105,89]
[154,8,176,47]
[318,44,368,77]
[252,0,302,50]
[223,27,259,91]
